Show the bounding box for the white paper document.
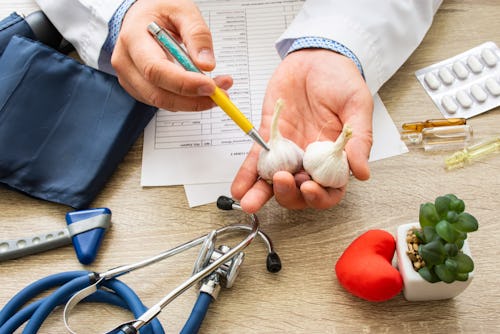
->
[182,94,408,207]
[141,0,408,206]
[141,0,303,186]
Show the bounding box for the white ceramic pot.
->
[396,222,474,301]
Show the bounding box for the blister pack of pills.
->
[415,41,500,119]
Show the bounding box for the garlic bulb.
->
[303,124,352,188]
[257,99,304,181]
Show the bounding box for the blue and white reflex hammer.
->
[0,208,111,265]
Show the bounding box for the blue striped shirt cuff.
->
[286,37,364,78]
[102,0,136,55]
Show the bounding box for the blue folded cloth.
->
[0,36,156,208]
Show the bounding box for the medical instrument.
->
[0,208,111,265]
[444,135,500,170]
[415,41,500,119]
[147,21,270,152]
[24,10,71,53]
[0,11,66,57]
[0,36,157,209]
[401,118,466,132]
[0,196,281,334]
[401,124,473,151]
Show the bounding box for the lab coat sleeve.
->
[34,0,123,69]
[277,0,443,95]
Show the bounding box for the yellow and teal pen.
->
[147,22,270,151]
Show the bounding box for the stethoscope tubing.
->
[124,216,260,332]
[24,274,89,333]
[179,292,212,334]
[0,199,277,334]
[0,221,258,334]
[1,290,127,334]
[0,222,254,334]
[0,271,87,327]
[0,270,164,334]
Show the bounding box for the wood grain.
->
[1,1,499,333]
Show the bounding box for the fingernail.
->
[198,48,215,66]
[197,84,214,96]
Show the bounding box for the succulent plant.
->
[412,194,478,283]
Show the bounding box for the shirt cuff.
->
[286,36,365,78]
[102,0,136,55]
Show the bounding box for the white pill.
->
[424,72,440,90]
[485,78,500,96]
[481,48,498,67]
[438,67,455,85]
[441,95,458,114]
[470,84,488,102]
[455,90,473,108]
[452,61,469,80]
[467,55,484,73]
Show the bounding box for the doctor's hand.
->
[231,49,374,213]
[111,0,233,111]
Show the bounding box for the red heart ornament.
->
[335,229,403,302]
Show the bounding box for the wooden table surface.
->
[1,1,499,333]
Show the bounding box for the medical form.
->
[141,0,408,206]
[141,0,304,186]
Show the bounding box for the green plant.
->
[413,194,478,283]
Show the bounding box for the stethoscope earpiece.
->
[266,251,282,273]
[0,197,280,334]
[216,195,239,210]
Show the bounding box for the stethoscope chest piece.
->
[0,197,281,334]
[193,229,246,289]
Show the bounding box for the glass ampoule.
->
[402,118,466,132]
[445,136,500,170]
[401,125,473,151]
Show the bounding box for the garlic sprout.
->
[303,124,352,188]
[257,99,304,182]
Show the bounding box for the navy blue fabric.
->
[0,36,157,208]
[0,12,35,57]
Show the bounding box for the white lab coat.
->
[276,0,443,94]
[35,0,123,69]
[35,0,442,95]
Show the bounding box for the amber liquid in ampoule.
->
[402,118,466,132]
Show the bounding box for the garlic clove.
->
[303,124,352,188]
[258,138,304,181]
[257,99,304,182]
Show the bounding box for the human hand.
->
[112,0,233,111]
[231,49,373,212]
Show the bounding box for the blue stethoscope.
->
[0,196,281,334]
